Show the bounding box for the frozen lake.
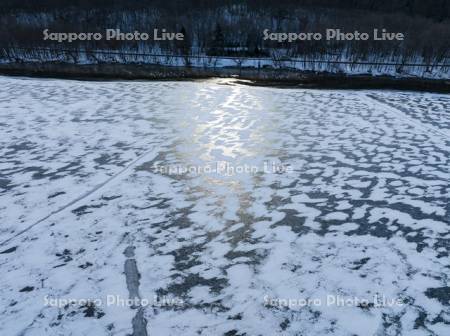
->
[0,77,449,335]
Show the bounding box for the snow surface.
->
[0,77,449,335]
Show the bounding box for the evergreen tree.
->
[212,23,225,55]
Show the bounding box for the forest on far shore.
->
[0,0,448,65]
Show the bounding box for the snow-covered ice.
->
[0,77,449,335]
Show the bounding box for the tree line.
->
[0,0,448,65]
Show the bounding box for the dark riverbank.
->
[0,62,449,93]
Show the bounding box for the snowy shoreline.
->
[0,62,449,93]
